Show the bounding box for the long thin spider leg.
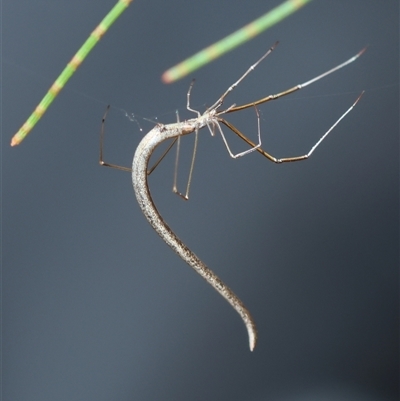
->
[149,108,188,176]
[220,91,364,163]
[306,91,364,157]
[100,105,179,175]
[217,107,262,159]
[172,135,182,193]
[99,105,132,172]
[208,41,279,112]
[173,129,199,200]
[225,47,367,114]
[172,110,198,200]
[147,138,178,175]
[187,79,201,116]
[172,110,182,193]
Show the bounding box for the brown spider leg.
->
[220,91,364,163]
[100,105,180,176]
[225,47,367,114]
[147,137,177,175]
[173,129,198,200]
[99,105,132,172]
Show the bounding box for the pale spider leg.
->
[173,130,199,200]
[132,120,257,351]
[185,44,269,160]
[207,41,279,112]
[173,111,199,200]
[183,42,277,170]
[220,91,364,163]
[209,47,367,159]
[205,119,219,137]
[187,79,201,116]
[172,111,182,193]
[184,129,199,198]
[216,106,262,159]
[225,47,367,114]
[185,41,277,119]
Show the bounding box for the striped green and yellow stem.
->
[11,0,133,146]
[162,0,313,84]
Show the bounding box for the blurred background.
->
[3,1,398,400]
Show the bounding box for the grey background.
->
[3,1,398,400]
